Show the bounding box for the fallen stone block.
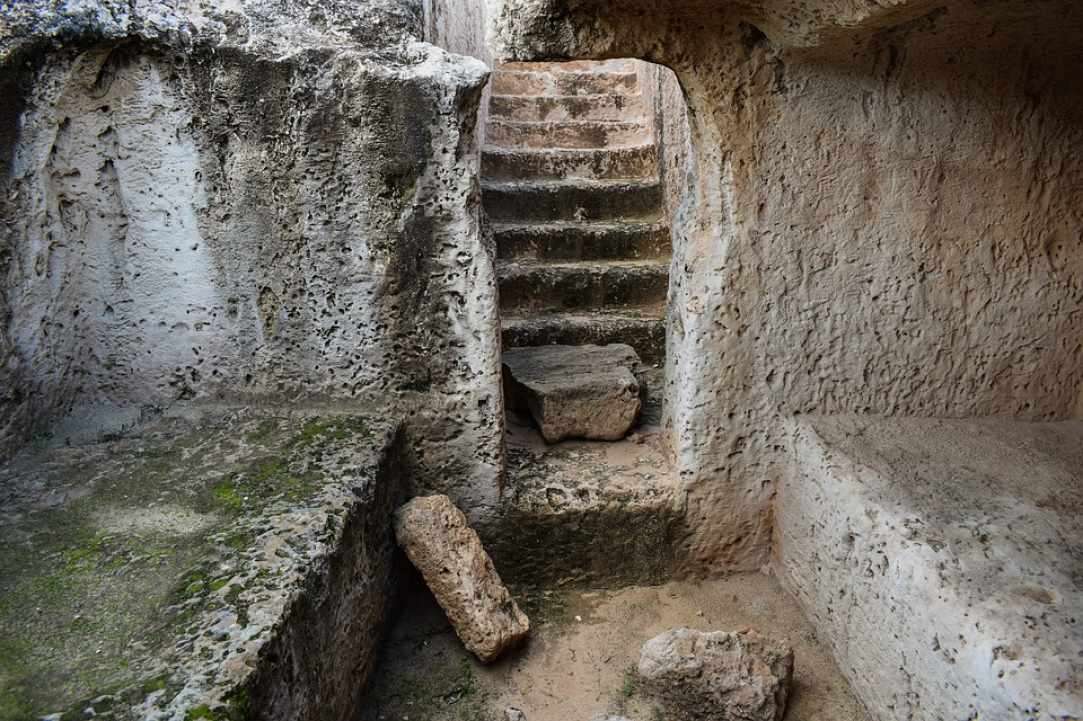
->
[637,627,794,721]
[394,495,530,663]
[503,344,641,443]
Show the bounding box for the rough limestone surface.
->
[637,628,794,721]
[0,0,504,519]
[503,344,641,443]
[394,494,530,662]
[777,416,1083,721]
[481,423,680,588]
[0,406,403,721]
[487,0,1083,575]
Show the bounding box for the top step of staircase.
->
[498,60,639,74]
[492,70,640,97]
[489,93,647,123]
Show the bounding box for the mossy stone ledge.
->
[0,406,403,721]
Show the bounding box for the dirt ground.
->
[359,573,871,721]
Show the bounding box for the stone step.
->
[498,260,669,313]
[498,59,638,74]
[486,120,652,150]
[482,179,663,223]
[502,344,643,443]
[495,220,671,261]
[477,423,681,588]
[502,310,666,365]
[492,70,639,97]
[482,145,658,181]
[489,93,647,122]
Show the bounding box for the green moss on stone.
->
[179,686,249,721]
[208,577,231,592]
[291,417,369,449]
[141,674,170,695]
[185,704,217,720]
[223,583,250,628]
[0,411,376,719]
[212,481,244,512]
[245,419,281,444]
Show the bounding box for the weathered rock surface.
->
[488,0,1083,584]
[0,0,504,516]
[0,406,403,721]
[503,344,641,443]
[778,416,1083,721]
[480,421,679,587]
[638,628,794,721]
[394,495,530,662]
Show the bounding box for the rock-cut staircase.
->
[479,62,679,586]
[482,60,670,368]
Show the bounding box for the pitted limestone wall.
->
[649,65,691,236]
[487,0,1083,574]
[424,0,491,63]
[0,0,505,517]
[423,0,493,146]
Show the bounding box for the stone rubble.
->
[503,344,642,443]
[394,495,530,662]
[637,627,794,721]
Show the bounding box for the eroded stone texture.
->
[638,628,794,721]
[503,344,641,442]
[480,422,680,587]
[0,0,503,519]
[487,0,1083,577]
[394,494,530,662]
[777,416,1083,721]
[0,406,403,721]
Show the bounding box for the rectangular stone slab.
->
[394,495,530,663]
[777,416,1083,721]
[502,343,642,443]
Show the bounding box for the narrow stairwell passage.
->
[483,59,671,429]
[478,60,681,587]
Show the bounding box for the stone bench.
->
[776,415,1083,721]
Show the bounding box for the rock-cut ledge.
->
[0,406,405,721]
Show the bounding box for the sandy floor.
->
[359,573,871,721]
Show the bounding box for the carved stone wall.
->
[0,0,504,516]
[487,0,1083,573]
